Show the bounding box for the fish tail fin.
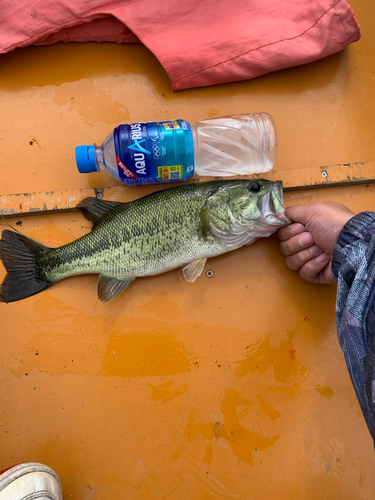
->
[0,230,51,303]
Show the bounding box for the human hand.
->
[278,202,355,284]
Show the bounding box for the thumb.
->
[284,205,311,225]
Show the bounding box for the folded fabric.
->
[0,0,361,90]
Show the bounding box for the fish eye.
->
[249,182,260,193]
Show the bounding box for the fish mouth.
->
[258,181,291,226]
[270,181,283,214]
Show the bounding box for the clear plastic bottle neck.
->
[94,145,104,172]
[96,131,121,181]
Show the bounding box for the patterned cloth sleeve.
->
[332,212,375,440]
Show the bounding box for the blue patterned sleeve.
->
[332,212,375,440]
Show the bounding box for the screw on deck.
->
[95,188,104,200]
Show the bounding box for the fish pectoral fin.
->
[77,197,123,226]
[179,258,207,283]
[199,208,210,240]
[97,275,135,302]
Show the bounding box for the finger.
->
[279,231,314,256]
[299,253,331,283]
[319,261,335,285]
[278,223,305,242]
[285,245,323,271]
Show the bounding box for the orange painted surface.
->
[1,1,375,498]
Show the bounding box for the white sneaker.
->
[0,463,62,500]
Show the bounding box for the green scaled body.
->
[0,180,290,303]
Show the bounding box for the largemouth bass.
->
[0,180,290,303]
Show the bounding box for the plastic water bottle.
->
[75,113,277,186]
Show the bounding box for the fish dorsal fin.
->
[97,275,135,302]
[178,258,207,283]
[77,197,122,226]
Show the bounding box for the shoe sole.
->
[0,463,62,500]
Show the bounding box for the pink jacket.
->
[0,0,361,91]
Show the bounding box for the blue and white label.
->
[113,120,195,186]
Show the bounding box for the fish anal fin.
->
[97,275,135,302]
[179,258,207,283]
[77,197,123,226]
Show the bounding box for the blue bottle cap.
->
[75,145,97,173]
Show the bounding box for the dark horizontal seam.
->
[109,0,143,10]
[35,33,137,42]
[174,0,341,83]
[3,0,143,52]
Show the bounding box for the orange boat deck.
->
[1,1,375,497]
